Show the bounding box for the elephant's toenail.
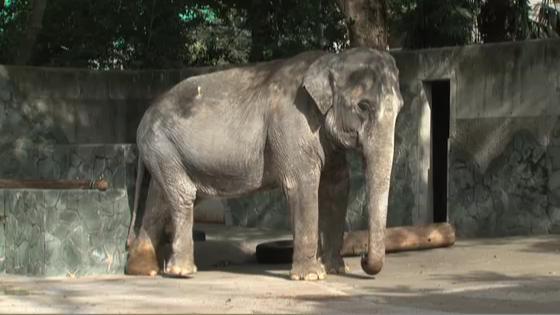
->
[305,273,319,281]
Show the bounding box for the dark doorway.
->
[428,80,450,223]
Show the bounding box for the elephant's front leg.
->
[319,152,350,274]
[285,171,326,281]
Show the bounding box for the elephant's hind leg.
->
[318,152,350,274]
[126,229,160,276]
[145,149,197,277]
[126,180,168,276]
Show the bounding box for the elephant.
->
[125,47,403,280]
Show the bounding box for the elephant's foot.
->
[361,255,384,275]
[290,260,326,281]
[126,239,159,276]
[321,254,349,274]
[164,253,197,277]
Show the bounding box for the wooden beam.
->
[0,179,109,191]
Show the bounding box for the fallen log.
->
[341,223,456,256]
[0,179,109,191]
[256,223,456,264]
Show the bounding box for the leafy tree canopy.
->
[0,0,557,69]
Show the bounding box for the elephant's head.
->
[303,48,403,275]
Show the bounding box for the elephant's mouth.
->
[341,130,360,149]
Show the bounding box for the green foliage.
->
[531,0,560,37]
[1,0,558,68]
[31,0,190,69]
[243,0,347,62]
[182,3,251,66]
[388,0,480,49]
[478,0,532,42]
[389,0,558,49]
[0,0,29,62]
[180,4,217,22]
[0,0,346,68]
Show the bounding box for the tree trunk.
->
[14,0,48,65]
[247,0,275,62]
[336,0,388,49]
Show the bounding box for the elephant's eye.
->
[358,101,370,112]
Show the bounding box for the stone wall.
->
[0,64,213,275]
[393,39,560,236]
[0,145,136,276]
[0,63,188,275]
[0,66,211,149]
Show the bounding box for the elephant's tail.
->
[127,155,145,248]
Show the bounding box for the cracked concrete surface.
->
[1,235,559,314]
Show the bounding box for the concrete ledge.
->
[0,144,136,276]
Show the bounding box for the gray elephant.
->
[125,47,403,280]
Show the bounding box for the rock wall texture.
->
[0,65,196,275]
[0,66,209,149]
[449,118,560,237]
[0,145,136,276]
[393,39,560,236]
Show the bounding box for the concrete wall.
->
[393,39,560,236]
[0,145,135,276]
[0,66,212,150]
[0,65,194,275]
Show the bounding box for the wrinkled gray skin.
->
[126,48,403,280]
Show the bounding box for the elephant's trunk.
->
[361,124,396,275]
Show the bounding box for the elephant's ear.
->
[303,54,337,115]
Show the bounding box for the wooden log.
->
[341,223,456,256]
[0,179,109,191]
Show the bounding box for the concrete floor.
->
[1,226,559,314]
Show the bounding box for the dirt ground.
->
[1,226,559,314]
